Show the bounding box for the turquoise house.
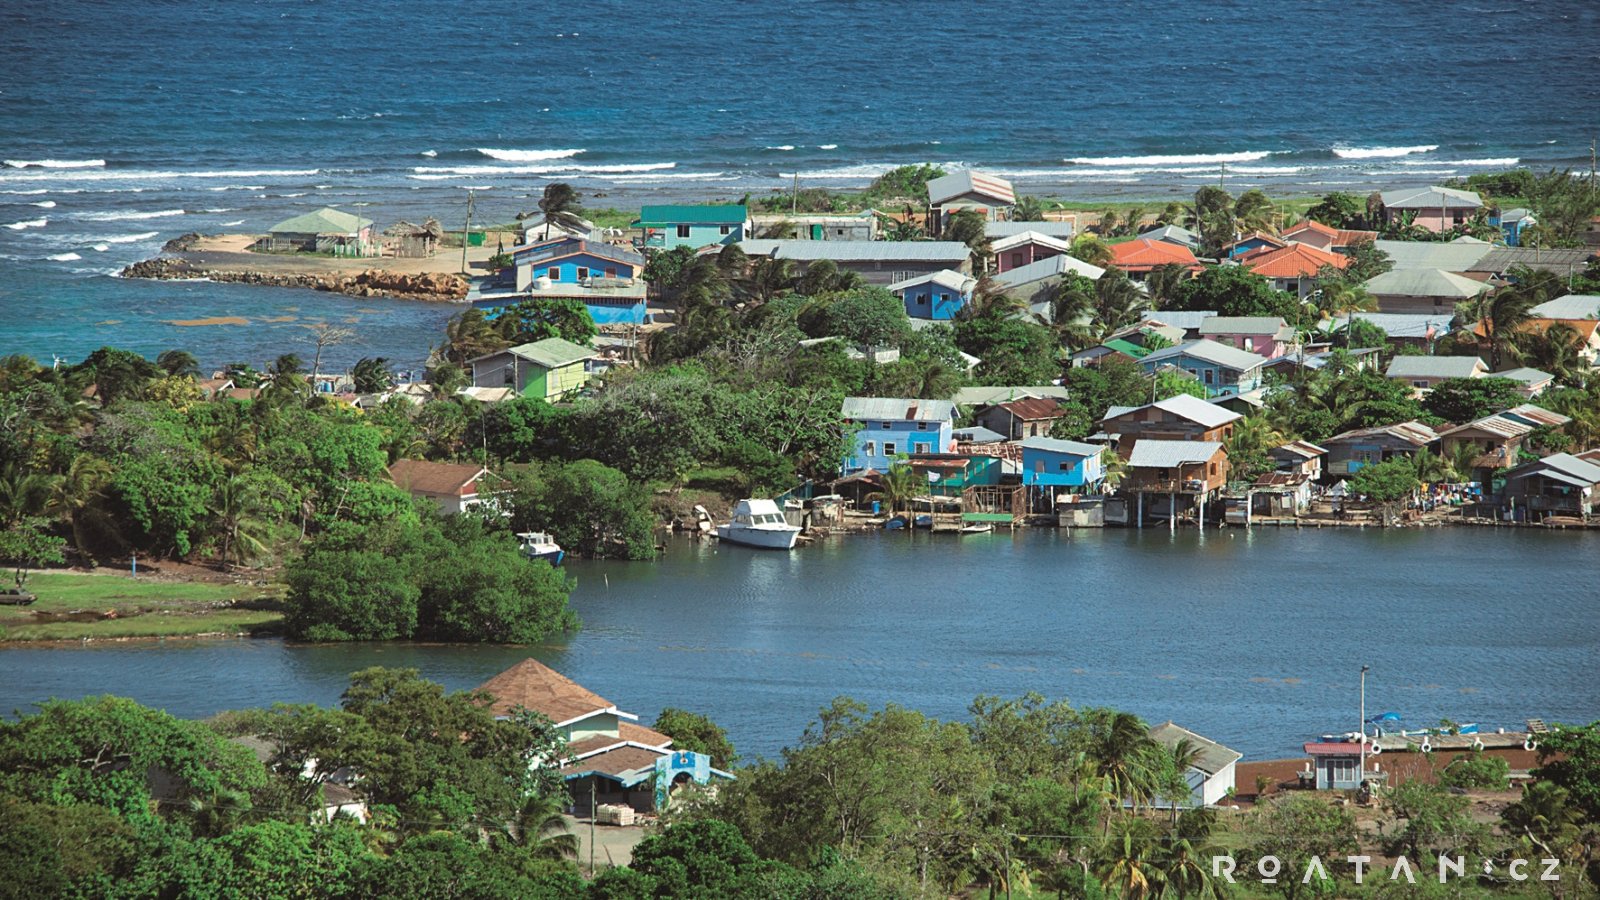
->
[497,237,650,325]
[635,204,749,249]
[1137,339,1267,398]
[1020,436,1103,489]
[888,269,976,320]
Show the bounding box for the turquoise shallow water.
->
[3,0,1597,367]
[2,529,1595,761]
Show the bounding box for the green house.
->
[467,338,598,401]
[634,204,749,249]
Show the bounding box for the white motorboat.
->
[716,499,801,550]
[516,531,565,566]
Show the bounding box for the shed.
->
[1149,722,1242,808]
[265,207,375,256]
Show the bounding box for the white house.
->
[1149,722,1242,808]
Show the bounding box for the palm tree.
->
[492,793,579,861]
[1101,448,1129,493]
[211,475,273,570]
[50,455,113,561]
[1069,234,1113,268]
[963,275,1028,320]
[1310,269,1378,319]
[1096,819,1163,900]
[879,204,927,241]
[1086,710,1161,811]
[943,208,994,275]
[156,349,201,378]
[1233,189,1276,235]
[1502,781,1587,863]
[736,255,797,303]
[1032,278,1096,346]
[1143,264,1190,310]
[1185,186,1235,256]
[1224,415,1285,482]
[866,462,923,518]
[1013,195,1049,222]
[1410,448,1450,487]
[1515,322,1585,384]
[1121,206,1148,237]
[351,357,394,394]
[441,309,508,365]
[524,182,586,240]
[0,462,59,527]
[1097,208,1121,237]
[1090,272,1148,342]
[1470,278,1541,370]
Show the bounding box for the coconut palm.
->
[1097,818,1163,900]
[51,455,114,561]
[879,205,927,242]
[523,182,586,240]
[1310,269,1378,319]
[0,463,59,527]
[1032,278,1096,346]
[866,462,923,518]
[1097,208,1121,237]
[492,793,579,861]
[1469,276,1544,370]
[1069,234,1113,268]
[1233,189,1276,235]
[351,357,393,394]
[1090,271,1148,342]
[441,308,508,365]
[1101,448,1129,493]
[1143,264,1189,310]
[943,208,994,274]
[211,475,273,570]
[1411,448,1450,486]
[1086,709,1161,810]
[156,349,201,378]
[1185,186,1235,256]
[1514,322,1585,384]
[1014,194,1049,222]
[1121,206,1148,237]
[1224,415,1285,482]
[1502,781,1587,863]
[963,276,1028,320]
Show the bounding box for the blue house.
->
[1224,232,1287,259]
[888,269,976,320]
[498,237,649,325]
[1020,436,1104,490]
[1490,208,1536,247]
[635,205,749,249]
[840,397,956,474]
[1137,339,1267,398]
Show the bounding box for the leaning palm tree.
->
[1100,448,1129,493]
[0,462,59,527]
[521,182,586,240]
[156,349,201,378]
[493,793,580,861]
[1143,264,1189,310]
[440,308,508,365]
[942,208,994,275]
[51,455,114,561]
[1515,322,1585,384]
[1233,189,1276,235]
[1069,234,1113,268]
[1013,194,1049,222]
[1086,709,1161,811]
[1032,277,1096,347]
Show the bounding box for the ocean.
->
[3,0,1597,369]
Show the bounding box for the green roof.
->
[507,337,597,369]
[634,204,748,227]
[1102,339,1151,358]
[268,207,373,235]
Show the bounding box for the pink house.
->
[1380,186,1483,233]
[1198,316,1297,360]
[990,230,1071,274]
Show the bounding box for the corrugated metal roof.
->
[1380,185,1483,209]
[1325,421,1439,447]
[986,220,1076,239]
[1529,294,1600,320]
[1507,453,1600,486]
[990,231,1072,253]
[993,251,1106,288]
[1372,240,1493,272]
[1127,440,1223,468]
[1138,224,1200,248]
[1149,722,1242,776]
[1200,316,1292,337]
[928,170,1016,205]
[990,397,1064,419]
[1274,439,1329,459]
[1020,436,1100,456]
[1441,415,1533,441]
[1141,339,1268,372]
[1499,404,1570,427]
[1364,268,1490,298]
[1100,393,1242,429]
[737,239,970,262]
[1494,367,1553,386]
[1324,312,1454,339]
[952,386,1069,406]
[635,204,747,226]
[1385,355,1485,379]
[1141,310,1217,331]
[269,207,372,234]
[887,269,975,293]
[505,337,598,369]
[1468,247,1594,275]
[953,425,1006,443]
[841,397,956,422]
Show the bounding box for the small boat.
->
[516,532,564,566]
[716,499,801,550]
[882,516,906,530]
[913,514,933,529]
[960,523,993,535]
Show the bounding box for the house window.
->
[576,267,589,280]
[1412,380,1428,389]
[676,225,691,238]
[917,293,928,305]
[1203,370,1215,385]
[914,442,931,454]
[1058,461,1072,472]
[916,422,928,431]
[720,225,733,235]
[1434,297,1443,306]
[1157,468,1170,480]
[605,267,618,278]
[1243,337,1255,352]
[546,268,560,281]
[863,440,876,457]
[1209,463,1217,475]
[881,422,893,429]
[1328,757,1357,783]
[883,442,896,456]
[890,270,915,283]
[501,365,515,387]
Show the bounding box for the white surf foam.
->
[92,244,110,251]
[606,172,731,182]
[411,162,675,176]
[1067,151,1271,166]
[818,144,838,150]
[1,189,50,195]
[221,220,245,227]
[1397,157,1518,167]
[420,150,438,157]
[4,217,47,230]
[475,148,585,162]
[0,168,317,183]
[765,145,796,151]
[30,200,57,208]
[47,252,82,261]
[101,231,160,243]
[1332,144,1438,159]
[3,159,106,169]
[76,208,186,221]
[782,164,898,180]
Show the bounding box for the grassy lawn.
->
[0,572,283,642]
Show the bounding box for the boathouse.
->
[477,659,732,815]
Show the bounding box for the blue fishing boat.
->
[517,532,564,566]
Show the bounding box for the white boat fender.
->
[1471,738,1484,751]
[1523,738,1537,752]
[1369,743,1382,756]
[1420,738,1431,753]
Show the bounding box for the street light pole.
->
[1359,665,1371,783]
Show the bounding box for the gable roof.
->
[1385,355,1486,380]
[1469,247,1596,277]
[1020,435,1100,456]
[1381,185,1483,209]
[1102,392,1242,429]
[1199,316,1293,338]
[1148,722,1242,776]
[1128,439,1223,467]
[388,459,487,496]
[986,220,1075,239]
[993,252,1106,288]
[1364,268,1490,299]
[1241,242,1348,279]
[1141,339,1268,372]
[1494,367,1553,386]
[1506,452,1600,487]
[1141,310,1217,332]
[496,337,598,369]
[477,659,620,723]
[1324,421,1440,447]
[1138,223,1200,248]
[269,207,372,235]
[509,236,644,266]
[1498,403,1570,427]
[952,385,1071,406]
[737,239,970,263]
[1282,219,1380,248]
[635,204,748,226]
[953,425,1007,444]
[1108,237,1199,270]
[841,397,956,422]
[1324,312,1453,339]
[990,230,1072,254]
[887,269,976,294]
[1273,439,1329,459]
[927,170,1016,206]
[1528,294,1600,320]
[1372,240,1494,272]
[1225,231,1288,253]
[987,397,1064,420]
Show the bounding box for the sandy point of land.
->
[179,232,515,277]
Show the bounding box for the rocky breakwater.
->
[120,257,469,303]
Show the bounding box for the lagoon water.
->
[2,529,1596,762]
[3,0,1598,368]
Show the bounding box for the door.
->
[811,224,823,240]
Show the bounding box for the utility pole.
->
[1359,665,1371,784]
[460,188,476,275]
[791,171,799,216]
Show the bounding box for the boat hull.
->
[716,524,800,550]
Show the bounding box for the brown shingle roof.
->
[388,459,486,497]
[476,658,615,722]
[566,722,674,758]
[560,745,666,779]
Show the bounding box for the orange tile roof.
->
[1284,220,1338,238]
[1242,243,1348,279]
[476,658,615,722]
[1108,238,1200,272]
[1283,221,1378,247]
